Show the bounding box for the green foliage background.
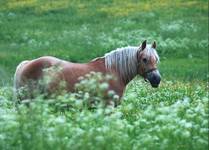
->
[0,0,208,149]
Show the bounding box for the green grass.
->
[0,0,208,149]
[0,78,208,150]
[0,0,208,85]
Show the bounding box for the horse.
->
[14,40,161,104]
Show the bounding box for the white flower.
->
[55,116,66,124]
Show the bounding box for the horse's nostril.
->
[147,71,161,86]
[153,75,160,84]
[157,76,161,83]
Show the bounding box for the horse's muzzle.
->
[146,70,161,88]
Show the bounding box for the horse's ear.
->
[152,41,157,49]
[141,40,147,50]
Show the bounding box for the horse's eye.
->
[142,58,147,63]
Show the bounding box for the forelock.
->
[143,44,160,62]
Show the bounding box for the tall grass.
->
[0,74,208,150]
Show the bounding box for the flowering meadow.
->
[0,73,208,150]
[0,0,208,150]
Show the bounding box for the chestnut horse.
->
[14,40,161,102]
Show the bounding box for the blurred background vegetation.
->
[0,0,208,85]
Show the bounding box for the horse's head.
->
[137,40,161,88]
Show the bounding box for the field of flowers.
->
[0,0,208,149]
[0,76,208,150]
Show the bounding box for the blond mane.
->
[104,45,159,82]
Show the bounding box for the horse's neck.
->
[89,57,137,86]
[122,71,138,85]
[89,57,106,70]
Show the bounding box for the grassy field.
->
[0,0,208,149]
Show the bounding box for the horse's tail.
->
[13,60,30,100]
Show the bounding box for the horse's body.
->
[14,40,161,103]
[14,56,125,99]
